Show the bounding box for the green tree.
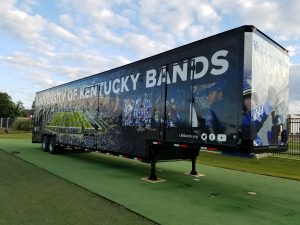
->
[27,100,35,115]
[14,100,26,116]
[0,92,16,118]
[31,100,35,110]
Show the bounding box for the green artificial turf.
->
[1,131,299,180]
[1,139,300,225]
[0,147,155,225]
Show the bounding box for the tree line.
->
[0,92,33,118]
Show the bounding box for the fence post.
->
[0,118,2,128]
[7,118,10,129]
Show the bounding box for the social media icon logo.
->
[209,133,216,141]
[201,133,207,141]
[217,134,227,142]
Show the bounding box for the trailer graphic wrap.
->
[33,26,289,161]
[34,35,242,155]
[242,32,289,149]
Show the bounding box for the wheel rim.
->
[42,138,46,150]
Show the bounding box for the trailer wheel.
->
[42,136,49,152]
[48,137,58,154]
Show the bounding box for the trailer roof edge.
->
[241,25,289,53]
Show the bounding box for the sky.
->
[0,0,300,113]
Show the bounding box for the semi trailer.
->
[32,25,289,180]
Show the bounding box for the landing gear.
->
[146,142,200,181]
[149,161,158,181]
[190,155,198,176]
[189,144,200,176]
[148,145,160,181]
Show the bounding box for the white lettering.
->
[67,90,73,101]
[112,78,120,94]
[98,83,104,96]
[85,88,90,98]
[36,49,230,106]
[104,81,112,95]
[62,90,67,101]
[193,56,209,79]
[121,76,129,92]
[91,86,97,97]
[131,73,140,91]
[211,50,229,75]
[73,89,78,99]
[80,87,85,99]
[157,67,171,86]
[146,69,157,88]
[173,61,188,83]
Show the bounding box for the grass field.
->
[49,112,93,128]
[0,146,155,225]
[287,141,300,154]
[0,139,300,225]
[0,128,32,139]
[197,152,300,181]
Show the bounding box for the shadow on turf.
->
[40,147,190,180]
[61,150,154,177]
[32,145,265,194]
[55,149,209,183]
[4,145,265,205]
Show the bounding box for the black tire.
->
[42,136,49,152]
[48,137,58,154]
[58,145,65,152]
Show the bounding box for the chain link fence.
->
[0,118,15,129]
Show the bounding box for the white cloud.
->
[60,0,108,13]
[123,32,172,58]
[56,0,223,60]
[289,64,300,114]
[195,3,221,24]
[0,1,80,51]
[2,1,110,59]
[0,52,49,70]
[0,0,15,8]
[93,7,131,28]
[48,23,77,42]
[61,0,132,28]
[28,72,61,88]
[60,14,73,27]
[136,0,222,48]
[18,0,38,13]
[0,5,47,44]
[212,0,300,40]
[111,55,131,66]
[287,45,300,57]
[0,85,36,108]
[0,47,131,92]
[77,28,95,44]
[289,100,300,115]
[94,26,124,44]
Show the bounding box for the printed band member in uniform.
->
[205,82,227,134]
[166,98,181,127]
[242,89,266,146]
